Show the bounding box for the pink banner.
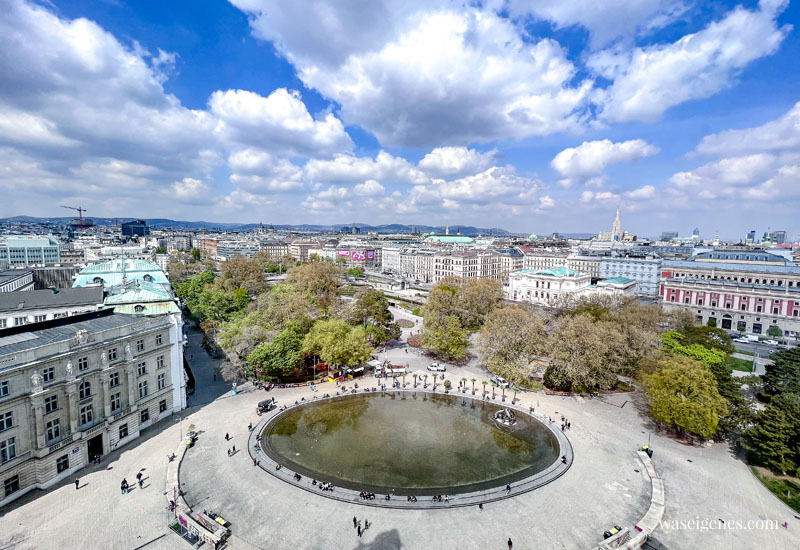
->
[337,250,350,256]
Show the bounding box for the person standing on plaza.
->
[353,516,357,528]
[74,479,79,490]
[225,432,229,441]
[508,537,513,549]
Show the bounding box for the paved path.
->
[2,325,799,549]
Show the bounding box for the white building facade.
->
[0,311,186,506]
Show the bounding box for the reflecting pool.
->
[261,392,559,495]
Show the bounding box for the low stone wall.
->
[595,450,665,549]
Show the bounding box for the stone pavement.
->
[2,324,800,550]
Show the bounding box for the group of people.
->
[293,473,302,481]
[431,495,448,503]
[119,472,144,494]
[226,445,236,456]
[352,517,370,538]
[359,491,376,500]
[406,495,418,502]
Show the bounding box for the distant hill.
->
[0,216,518,236]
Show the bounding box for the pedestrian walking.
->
[74,479,79,490]
[357,526,362,537]
[190,354,193,360]
[213,374,216,381]
[232,445,236,453]
[227,448,231,457]
[225,432,229,441]
[506,484,511,494]
[479,503,483,511]
[508,537,513,549]
[136,472,142,483]
[353,516,357,528]
[138,478,143,489]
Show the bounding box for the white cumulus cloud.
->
[417,147,499,178]
[589,0,791,122]
[209,88,352,157]
[551,138,658,186]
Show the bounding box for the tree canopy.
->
[302,319,373,368]
[478,305,547,384]
[645,354,728,438]
[286,261,341,311]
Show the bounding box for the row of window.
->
[2,398,171,497]
[0,346,168,400]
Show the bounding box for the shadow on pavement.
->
[185,327,230,408]
[353,529,403,550]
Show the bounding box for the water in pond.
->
[261,392,559,495]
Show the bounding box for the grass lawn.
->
[735,350,755,357]
[727,356,754,372]
[751,467,800,514]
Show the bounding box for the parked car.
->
[427,363,446,372]
[490,376,509,388]
[764,339,779,346]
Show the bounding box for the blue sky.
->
[1,0,799,239]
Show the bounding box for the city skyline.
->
[1,1,800,237]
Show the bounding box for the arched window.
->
[143,274,153,282]
[79,381,91,400]
[134,305,146,313]
[93,277,104,285]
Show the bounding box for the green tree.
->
[477,305,547,384]
[155,246,167,254]
[645,355,728,438]
[742,393,800,474]
[660,331,727,369]
[254,284,314,330]
[190,248,202,262]
[214,255,271,296]
[246,322,307,378]
[347,267,365,278]
[286,261,341,311]
[767,325,784,339]
[762,348,800,395]
[421,315,468,361]
[302,319,372,368]
[706,317,717,328]
[680,326,734,354]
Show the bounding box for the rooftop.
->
[0,286,104,314]
[514,267,582,278]
[663,259,800,275]
[0,269,33,284]
[600,277,636,285]
[0,311,169,366]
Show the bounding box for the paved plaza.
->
[1,315,799,549]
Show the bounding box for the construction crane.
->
[61,205,88,228]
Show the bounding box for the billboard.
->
[337,250,350,257]
[367,250,374,260]
[351,250,366,261]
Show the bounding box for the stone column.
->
[66,383,78,434]
[102,375,111,419]
[30,395,45,449]
[126,365,137,408]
